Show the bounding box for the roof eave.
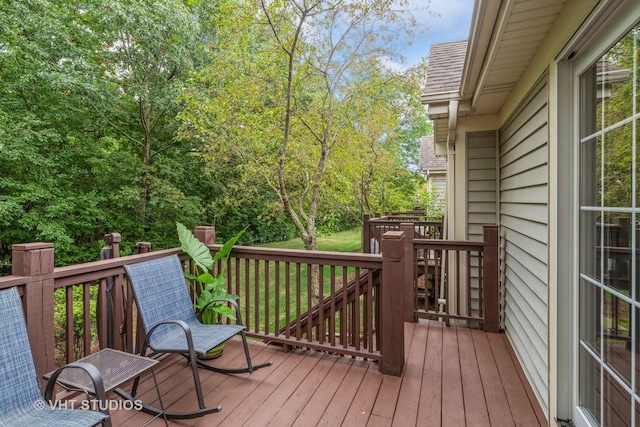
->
[460,0,503,104]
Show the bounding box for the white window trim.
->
[555,1,640,426]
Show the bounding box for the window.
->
[578,23,639,426]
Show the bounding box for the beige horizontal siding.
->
[499,74,549,417]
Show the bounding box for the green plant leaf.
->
[184,272,198,281]
[205,275,225,292]
[212,227,247,262]
[177,222,213,271]
[197,272,215,285]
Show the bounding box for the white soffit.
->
[470,0,567,115]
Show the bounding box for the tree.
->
[0,0,116,263]
[180,0,429,301]
[182,0,428,244]
[82,0,216,232]
[0,0,222,264]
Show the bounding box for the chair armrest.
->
[44,361,109,416]
[143,319,196,354]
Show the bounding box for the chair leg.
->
[187,347,207,410]
[114,348,223,420]
[114,387,221,420]
[115,328,224,420]
[197,331,272,374]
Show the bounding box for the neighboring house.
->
[418,135,447,197]
[422,1,640,426]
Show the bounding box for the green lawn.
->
[228,228,365,335]
[256,228,362,252]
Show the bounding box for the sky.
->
[398,0,475,67]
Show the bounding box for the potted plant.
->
[177,222,245,359]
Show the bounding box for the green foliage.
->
[0,0,216,265]
[53,286,98,363]
[594,27,639,214]
[177,222,244,324]
[0,0,430,270]
[417,185,445,221]
[180,0,431,251]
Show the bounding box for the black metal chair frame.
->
[115,255,272,420]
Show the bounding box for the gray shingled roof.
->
[418,136,446,171]
[423,40,468,95]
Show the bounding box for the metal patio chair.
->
[116,255,271,419]
[0,287,109,427]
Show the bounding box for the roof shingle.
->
[423,40,468,95]
[419,136,446,171]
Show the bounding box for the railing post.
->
[483,225,500,332]
[136,242,152,254]
[131,242,152,353]
[12,242,56,384]
[400,223,416,322]
[363,214,371,253]
[98,233,125,351]
[194,226,216,246]
[380,230,405,376]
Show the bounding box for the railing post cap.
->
[12,242,54,251]
[104,233,122,244]
[381,231,404,240]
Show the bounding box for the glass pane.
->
[636,306,640,396]
[599,69,633,133]
[602,291,632,384]
[580,23,640,425]
[602,368,632,427]
[579,344,601,425]
[580,210,600,281]
[602,122,633,208]
[580,64,598,139]
[602,213,632,294]
[635,25,640,117]
[580,278,601,352]
[580,136,601,207]
[599,29,636,132]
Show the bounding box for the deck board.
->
[488,332,540,425]
[471,327,514,426]
[109,320,547,426]
[292,356,352,427]
[340,362,384,426]
[316,361,369,426]
[392,322,427,426]
[457,326,490,427]
[441,323,465,427]
[418,320,443,426]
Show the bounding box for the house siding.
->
[467,131,498,241]
[467,131,498,317]
[429,175,446,195]
[499,75,549,417]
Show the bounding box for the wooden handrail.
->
[8,223,501,382]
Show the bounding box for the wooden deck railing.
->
[0,240,182,380]
[399,223,500,332]
[205,242,385,360]
[362,213,443,253]
[0,228,409,383]
[0,223,499,388]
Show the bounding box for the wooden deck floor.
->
[109,320,547,426]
